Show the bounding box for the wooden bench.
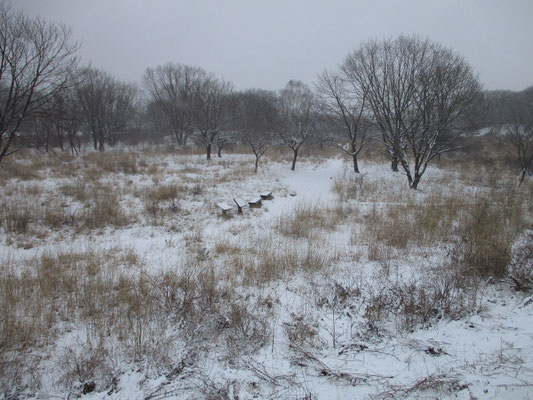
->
[217,202,232,215]
[248,197,262,208]
[233,198,248,213]
[260,191,272,200]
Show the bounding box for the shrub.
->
[453,198,512,278]
[363,270,474,332]
[509,231,533,291]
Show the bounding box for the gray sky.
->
[10,0,533,91]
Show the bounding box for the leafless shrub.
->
[375,373,467,399]
[509,231,533,291]
[0,352,41,398]
[284,316,321,348]
[57,343,114,396]
[225,300,271,355]
[364,268,474,332]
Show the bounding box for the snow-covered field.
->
[1,148,532,399]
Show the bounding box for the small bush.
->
[509,231,533,291]
[364,270,474,332]
[284,315,321,348]
[57,343,114,395]
[453,198,512,278]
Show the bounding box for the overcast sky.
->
[10,0,533,92]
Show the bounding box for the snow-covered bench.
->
[248,197,262,208]
[217,202,232,215]
[260,191,272,200]
[233,198,248,214]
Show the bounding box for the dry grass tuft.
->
[143,183,180,217]
[82,151,138,175]
[276,202,341,239]
[81,186,129,230]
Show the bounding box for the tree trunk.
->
[291,148,298,171]
[410,172,420,190]
[217,144,223,158]
[206,143,212,160]
[519,169,527,187]
[98,135,105,152]
[175,131,183,146]
[0,131,17,164]
[68,134,79,155]
[391,154,399,172]
[254,157,259,173]
[92,134,98,151]
[352,153,360,173]
[44,131,50,152]
[57,133,65,152]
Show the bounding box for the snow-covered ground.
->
[1,150,532,399]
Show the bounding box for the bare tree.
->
[190,74,233,160]
[233,89,278,172]
[0,4,79,163]
[502,88,533,186]
[55,84,83,155]
[276,80,316,171]
[44,81,83,155]
[343,35,482,189]
[76,68,137,151]
[143,63,204,146]
[316,70,373,173]
[22,76,83,154]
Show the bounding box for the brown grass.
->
[143,183,181,217]
[275,202,341,239]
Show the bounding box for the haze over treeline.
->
[9,0,533,92]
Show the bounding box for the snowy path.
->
[280,158,344,204]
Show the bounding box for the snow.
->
[1,151,532,399]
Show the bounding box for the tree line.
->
[1,4,532,188]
